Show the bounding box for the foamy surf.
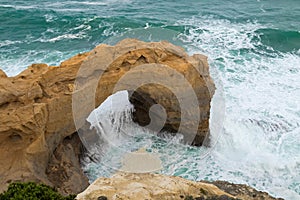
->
[81,15,300,200]
[1,1,299,199]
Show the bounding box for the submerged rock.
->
[0,39,214,194]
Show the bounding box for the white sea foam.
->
[176,15,300,199]
[44,14,57,23]
[0,4,36,10]
[99,21,118,37]
[71,24,91,31]
[40,0,132,12]
[67,1,108,6]
[82,15,300,200]
[47,33,86,42]
[0,40,22,48]
[51,0,131,7]
[1,8,299,198]
[0,50,80,76]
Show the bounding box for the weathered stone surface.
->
[0,69,7,78]
[46,132,89,195]
[74,39,215,146]
[205,180,284,200]
[0,39,214,194]
[76,173,282,200]
[76,173,234,200]
[0,56,89,195]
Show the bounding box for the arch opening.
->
[80,90,172,180]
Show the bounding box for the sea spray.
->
[1,0,299,199]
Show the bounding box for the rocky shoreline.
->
[0,39,282,199]
[76,173,283,200]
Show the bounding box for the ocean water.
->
[1,0,300,199]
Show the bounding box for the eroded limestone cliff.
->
[0,39,214,194]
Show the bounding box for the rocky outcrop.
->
[73,39,215,146]
[0,39,214,194]
[46,132,88,195]
[206,181,284,200]
[0,59,90,195]
[76,173,282,200]
[76,173,234,200]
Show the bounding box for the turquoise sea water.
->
[1,0,300,199]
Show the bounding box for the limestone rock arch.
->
[0,39,215,194]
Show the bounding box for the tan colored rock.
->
[0,59,89,194]
[0,39,214,194]
[76,173,283,200]
[76,173,235,200]
[0,69,7,78]
[73,39,215,146]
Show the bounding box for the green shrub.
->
[0,182,76,200]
